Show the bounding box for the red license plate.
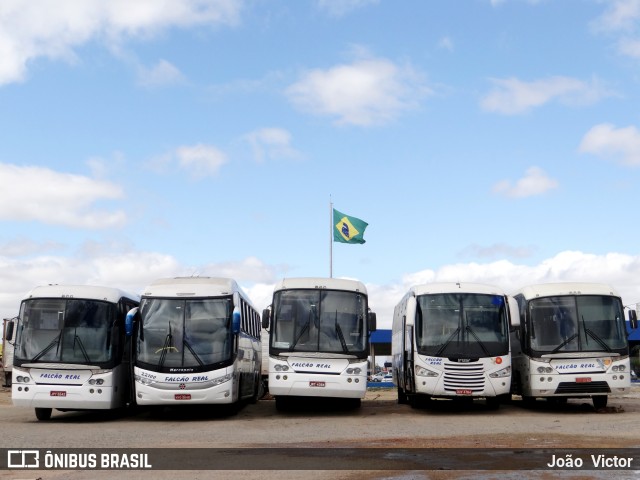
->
[50,391,66,397]
[456,389,472,395]
[309,381,325,388]
[576,377,592,383]
[174,394,191,400]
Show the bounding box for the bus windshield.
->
[415,293,509,358]
[15,298,116,365]
[137,297,233,370]
[270,289,367,355]
[528,295,627,354]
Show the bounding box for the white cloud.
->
[243,127,302,163]
[0,163,127,228]
[174,144,229,178]
[617,37,640,57]
[200,256,278,284]
[480,76,613,115]
[0,250,283,319]
[363,251,640,328]
[579,123,640,166]
[592,0,640,33]
[136,59,187,88]
[286,54,431,126]
[591,1,640,60]
[0,238,64,257]
[437,36,455,52]
[1,248,640,329]
[492,166,558,198]
[316,0,380,17]
[459,243,536,260]
[0,0,242,86]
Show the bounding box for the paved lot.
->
[1,385,639,479]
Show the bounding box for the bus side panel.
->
[237,333,261,400]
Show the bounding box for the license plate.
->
[576,377,592,383]
[456,389,472,395]
[309,381,325,388]
[174,394,191,400]
[50,391,66,397]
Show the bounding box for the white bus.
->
[511,282,635,409]
[392,282,518,408]
[2,317,15,387]
[130,277,262,407]
[261,277,376,410]
[9,285,140,420]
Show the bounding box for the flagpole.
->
[329,197,333,278]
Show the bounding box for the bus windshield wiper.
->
[465,325,490,356]
[183,338,204,366]
[73,328,91,363]
[335,312,348,353]
[551,333,578,354]
[289,306,316,351]
[157,323,176,368]
[435,327,460,357]
[31,331,63,362]
[583,324,612,352]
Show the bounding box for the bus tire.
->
[249,375,262,404]
[593,395,608,409]
[397,386,408,404]
[346,398,361,409]
[409,394,429,409]
[275,396,289,412]
[35,408,52,421]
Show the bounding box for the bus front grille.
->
[443,362,485,392]
[554,381,611,395]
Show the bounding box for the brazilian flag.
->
[333,208,368,244]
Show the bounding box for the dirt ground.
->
[2,382,639,479]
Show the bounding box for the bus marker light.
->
[495,357,502,365]
[175,394,191,400]
[576,377,591,383]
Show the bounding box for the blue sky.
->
[2,0,640,327]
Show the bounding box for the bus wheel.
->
[486,396,500,410]
[409,394,430,409]
[275,396,289,412]
[35,408,52,421]
[397,386,408,405]
[346,398,361,409]
[593,395,608,409]
[249,375,262,404]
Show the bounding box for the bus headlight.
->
[489,366,511,378]
[209,374,233,387]
[88,378,105,386]
[274,364,289,372]
[612,365,626,372]
[134,374,157,386]
[15,376,31,383]
[346,368,361,375]
[536,366,553,374]
[415,366,439,377]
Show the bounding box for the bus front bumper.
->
[268,372,366,398]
